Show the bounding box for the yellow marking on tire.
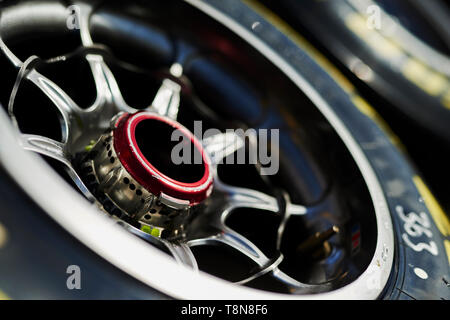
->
[345,13,404,60]
[442,89,450,110]
[402,59,447,96]
[344,12,450,101]
[0,290,10,300]
[0,223,7,249]
[424,73,448,96]
[345,13,371,39]
[402,59,427,84]
[413,176,450,238]
[372,37,403,59]
[0,224,10,299]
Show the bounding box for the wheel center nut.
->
[85,111,213,237]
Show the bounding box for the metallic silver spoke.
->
[188,227,320,292]
[77,3,133,113]
[271,267,322,294]
[85,54,134,113]
[120,220,198,271]
[150,77,182,120]
[0,36,21,68]
[188,226,271,267]
[20,134,69,165]
[235,256,324,293]
[5,54,82,144]
[2,30,97,200]
[185,176,318,288]
[187,222,321,292]
[237,261,317,293]
[2,6,127,146]
[276,194,308,250]
[165,241,198,271]
[236,253,283,285]
[210,166,313,221]
[288,202,309,216]
[65,165,97,202]
[19,134,95,201]
[150,63,184,119]
[215,182,279,217]
[25,70,82,143]
[202,132,245,166]
[215,227,270,266]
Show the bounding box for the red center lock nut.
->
[114,111,213,205]
[87,111,213,235]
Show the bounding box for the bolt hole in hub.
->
[0,0,391,298]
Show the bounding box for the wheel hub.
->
[85,111,213,237]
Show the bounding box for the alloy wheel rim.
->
[0,0,394,299]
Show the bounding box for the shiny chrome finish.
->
[181,133,320,287]
[150,62,186,120]
[117,218,198,271]
[202,131,245,166]
[5,4,138,201]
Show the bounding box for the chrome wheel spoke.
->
[240,256,323,293]
[270,267,323,294]
[119,220,198,270]
[189,226,271,267]
[202,132,245,166]
[150,77,182,120]
[165,241,198,271]
[287,202,309,216]
[150,63,185,119]
[216,182,279,215]
[19,134,95,201]
[215,227,270,267]
[0,36,21,68]
[188,227,320,292]
[24,70,82,142]
[6,55,81,144]
[77,3,133,113]
[65,165,97,202]
[236,254,283,285]
[20,134,69,165]
[87,55,133,112]
[276,194,308,250]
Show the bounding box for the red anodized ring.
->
[113,111,213,205]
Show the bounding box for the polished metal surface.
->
[88,133,184,221]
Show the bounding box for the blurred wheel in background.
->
[261,0,450,212]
